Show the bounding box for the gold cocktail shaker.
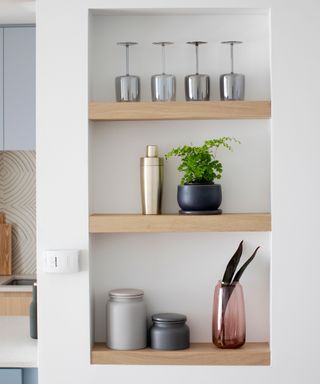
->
[140,145,163,214]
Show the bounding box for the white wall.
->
[37,0,320,383]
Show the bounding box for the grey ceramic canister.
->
[150,313,190,350]
[106,289,147,350]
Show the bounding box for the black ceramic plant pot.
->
[177,183,222,213]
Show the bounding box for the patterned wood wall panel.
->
[0,151,36,274]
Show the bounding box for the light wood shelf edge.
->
[0,291,32,316]
[89,101,271,121]
[89,213,271,233]
[91,342,270,366]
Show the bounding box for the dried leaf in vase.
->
[222,240,243,284]
[232,246,260,283]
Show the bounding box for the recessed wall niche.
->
[88,8,271,365]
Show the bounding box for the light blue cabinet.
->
[0,369,37,384]
[3,26,35,150]
[22,368,38,384]
[0,369,23,384]
[0,28,3,150]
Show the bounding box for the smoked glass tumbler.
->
[212,280,246,348]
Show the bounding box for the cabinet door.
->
[4,27,35,150]
[0,369,22,384]
[0,28,3,150]
[23,368,38,384]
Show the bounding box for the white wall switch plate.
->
[44,249,79,273]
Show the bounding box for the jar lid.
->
[152,313,187,324]
[109,288,144,299]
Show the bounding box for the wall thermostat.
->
[44,249,80,273]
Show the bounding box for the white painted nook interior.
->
[37,1,320,384]
[90,12,271,343]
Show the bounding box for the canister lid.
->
[152,313,187,324]
[109,288,144,299]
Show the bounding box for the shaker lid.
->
[109,288,144,298]
[140,144,164,165]
[146,145,158,157]
[152,313,187,323]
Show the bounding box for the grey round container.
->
[106,289,147,350]
[150,313,190,350]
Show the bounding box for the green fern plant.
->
[165,137,240,185]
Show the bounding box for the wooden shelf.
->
[0,292,32,316]
[91,342,270,366]
[89,213,271,233]
[89,100,271,121]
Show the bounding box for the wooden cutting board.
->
[0,218,12,275]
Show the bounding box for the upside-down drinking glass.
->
[115,42,140,102]
[220,41,245,100]
[151,42,176,101]
[185,41,210,101]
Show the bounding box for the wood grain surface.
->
[91,342,270,366]
[0,291,32,316]
[89,101,271,121]
[0,224,12,275]
[89,213,271,233]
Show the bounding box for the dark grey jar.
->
[150,313,190,350]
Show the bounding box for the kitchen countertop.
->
[0,275,36,292]
[0,316,37,367]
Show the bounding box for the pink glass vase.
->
[212,280,246,348]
